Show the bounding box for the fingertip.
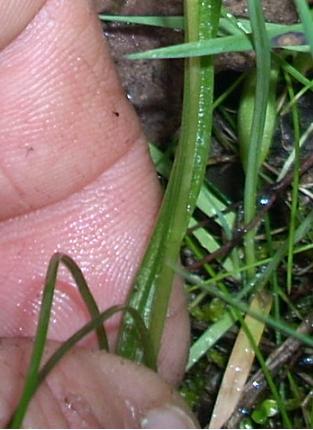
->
[0,339,197,428]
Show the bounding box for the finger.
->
[0,0,45,50]
[0,0,189,385]
[0,339,198,428]
[0,0,142,220]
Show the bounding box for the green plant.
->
[10,2,313,428]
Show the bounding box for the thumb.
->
[0,0,190,386]
[0,0,44,50]
[2,339,198,428]
[0,0,143,220]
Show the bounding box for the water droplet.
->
[252,380,261,390]
[186,204,193,214]
[258,194,271,207]
[299,355,313,367]
[239,407,250,417]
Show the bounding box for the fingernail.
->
[141,405,199,429]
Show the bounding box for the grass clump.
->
[10,1,313,428]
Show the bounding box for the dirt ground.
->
[97,0,298,143]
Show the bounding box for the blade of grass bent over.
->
[9,253,108,428]
[36,306,155,386]
[117,0,222,365]
[9,304,154,429]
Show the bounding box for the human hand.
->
[0,0,196,427]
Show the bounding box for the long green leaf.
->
[117,0,222,365]
[99,14,304,37]
[243,0,271,276]
[127,23,304,59]
[9,305,154,428]
[186,274,313,348]
[294,0,313,57]
[9,253,108,428]
[38,306,156,386]
[99,14,184,29]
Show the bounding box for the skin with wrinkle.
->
[0,0,189,383]
[0,339,197,428]
[0,0,191,426]
[0,0,142,219]
[0,0,45,50]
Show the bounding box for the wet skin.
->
[0,0,195,427]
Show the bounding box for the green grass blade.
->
[285,72,301,294]
[9,253,108,428]
[99,14,184,29]
[220,6,250,35]
[238,67,279,171]
[294,0,313,57]
[58,254,108,350]
[274,53,313,88]
[187,311,237,370]
[38,305,156,385]
[243,0,271,277]
[237,310,292,428]
[99,13,308,55]
[227,6,275,418]
[127,23,304,60]
[149,143,236,272]
[185,272,313,348]
[264,215,283,345]
[149,143,237,273]
[9,305,155,428]
[116,0,222,365]
[150,142,236,236]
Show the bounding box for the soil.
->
[97,0,298,143]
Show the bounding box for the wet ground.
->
[97,3,313,426]
[98,0,298,143]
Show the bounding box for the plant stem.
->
[243,0,271,277]
[117,0,221,365]
[285,71,301,294]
